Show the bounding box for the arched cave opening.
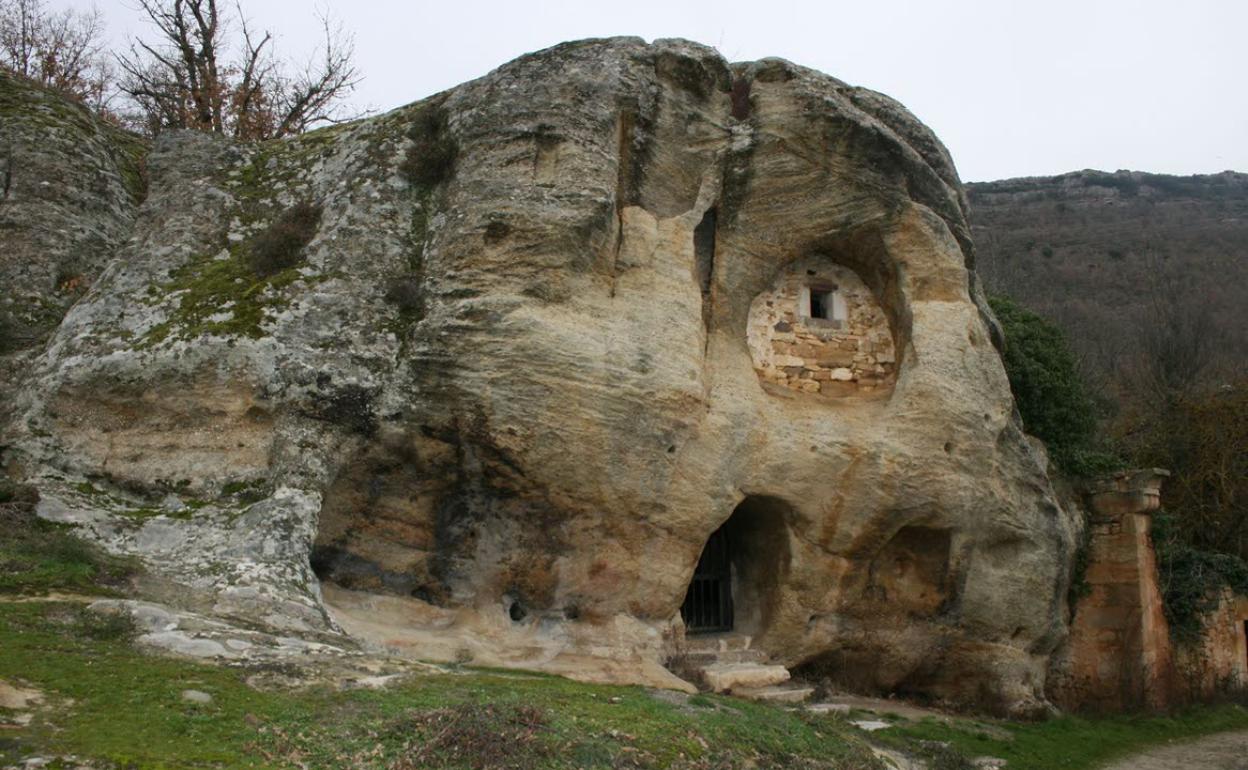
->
[681,495,793,637]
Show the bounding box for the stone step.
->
[682,648,769,666]
[685,634,753,654]
[733,684,815,704]
[699,662,790,693]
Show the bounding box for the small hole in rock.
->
[484,220,512,244]
[509,601,527,622]
[667,445,676,454]
[564,605,580,621]
[806,269,816,276]
[943,442,953,454]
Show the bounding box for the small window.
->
[810,290,833,320]
[804,286,845,323]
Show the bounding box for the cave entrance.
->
[681,496,792,636]
[681,526,734,633]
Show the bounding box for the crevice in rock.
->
[0,139,12,205]
[531,124,561,184]
[694,206,717,341]
[719,128,755,228]
[610,105,639,298]
[730,76,752,120]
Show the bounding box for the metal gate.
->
[681,526,734,633]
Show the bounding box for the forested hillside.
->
[968,170,1248,393]
[971,170,1248,571]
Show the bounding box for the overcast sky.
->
[89,0,1246,182]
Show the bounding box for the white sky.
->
[87,0,1247,182]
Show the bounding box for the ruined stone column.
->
[1049,469,1172,712]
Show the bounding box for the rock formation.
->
[0,38,1081,716]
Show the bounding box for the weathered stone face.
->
[1,38,1078,715]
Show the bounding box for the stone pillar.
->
[1050,469,1172,712]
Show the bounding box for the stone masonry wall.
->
[747,258,896,397]
[1173,592,1248,701]
[1049,470,1173,712]
[1050,469,1248,712]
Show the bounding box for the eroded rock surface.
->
[0,73,146,426]
[0,38,1078,715]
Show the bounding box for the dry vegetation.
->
[0,0,361,139]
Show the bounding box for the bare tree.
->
[0,0,113,109]
[116,0,360,141]
[1135,250,1223,403]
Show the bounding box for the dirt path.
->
[1101,729,1248,769]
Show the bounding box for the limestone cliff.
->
[0,72,147,425]
[0,38,1079,716]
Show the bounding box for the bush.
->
[1153,511,1248,642]
[0,477,38,504]
[384,274,423,316]
[247,201,322,277]
[399,105,457,188]
[990,295,1122,476]
[1131,382,1248,559]
[387,703,551,770]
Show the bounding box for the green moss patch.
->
[141,247,306,345]
[0,499,138,596]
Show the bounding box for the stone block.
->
[815,350,856,368]
[699,663,790,693]
[734,685,814,703]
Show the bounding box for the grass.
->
[0,496,138,596]
[0,601,884,769]
[399,104,457,188]
[5,592,1248,770]
[875,704,1248,770]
